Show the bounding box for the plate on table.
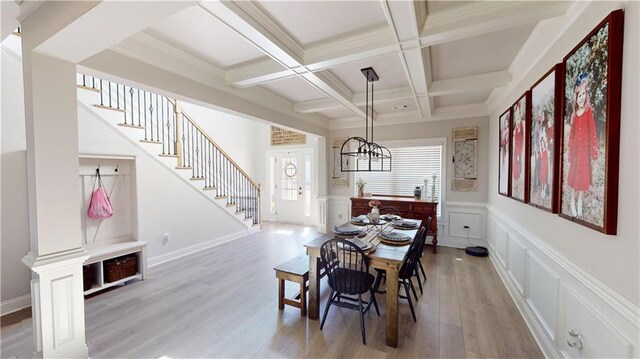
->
[380,214,401,221]
[391,219,419,229]
[337,238,373,251]
[333,225,364,236]
[378,230,412,245]
[350,215,369,226]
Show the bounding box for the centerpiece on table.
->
[368,199,382,222]
[356,178,366,197]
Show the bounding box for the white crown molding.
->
[486,1,590,114]
[420,1,572,47]
[15,0,43,22]
[429,70,511,97]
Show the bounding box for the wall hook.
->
[115,165,119,173]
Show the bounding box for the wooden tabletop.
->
[304,220,420,270]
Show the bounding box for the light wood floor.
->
[1,223,542,358]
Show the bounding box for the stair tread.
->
[159,154,178,157]
[190,177,205,180]
[175,166,193,170]
[93,104,125,113]
[119,123,145,130]
[77,85,101,93]
[203,187,216,190]
[140,139,163,144]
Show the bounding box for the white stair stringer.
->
[77,89,261,234]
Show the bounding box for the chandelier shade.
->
[339,67,392,172]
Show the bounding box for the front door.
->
[273,152,304,223]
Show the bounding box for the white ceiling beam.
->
[420,1,572,47]
[227,26,397,88]
[380,0,432,117]
[430,103,488,121]
[295,86,415,113]
[429,70,511,97]
[225,1,569,93]
[32,1,197,63]
[200,1,366,120]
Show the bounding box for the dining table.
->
[304,218,420,348]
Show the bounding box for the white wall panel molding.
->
[487,205,639,358]
[21,249,90,358]
[317,196,328,234]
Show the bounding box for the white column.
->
[21,27,89,359]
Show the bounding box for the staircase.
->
[76,74,261,229]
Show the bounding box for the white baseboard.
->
[1,294,31,316]
[148,229,248,268]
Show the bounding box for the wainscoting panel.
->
[449,212,483,239]
[526,252,559,341]
[51,275,74,348]
[495,222,508,268]
[328,196,351,230]
[487,206,639,358]
[507,234,527,296]
[560,286,633,358]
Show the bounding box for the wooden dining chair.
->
[379,206,401,216]
[413,217,432,294]
[373,227,427,322]
[319,239,379,345]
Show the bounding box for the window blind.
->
[355,144,442,215]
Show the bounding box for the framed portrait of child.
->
[528,64,563,213]
[510,92,530,203]
[559,10,623,234]
[498,108,511,197]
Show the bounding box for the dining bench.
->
[274,254,310,316]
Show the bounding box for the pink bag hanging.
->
[87,168,114,219]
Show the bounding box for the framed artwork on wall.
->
[332,137,349,188]
[510,92,530,203]
[558,10,623,234]
[498,109,511,196]
[528,64,563,213]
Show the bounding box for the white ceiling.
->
[255,0,387,46]
[112,1,572,126]
[430,23,536,80]
[329,53,409,93]
[260,76,326,103]
[144,6,265,69]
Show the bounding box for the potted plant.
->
[368,199,382,221]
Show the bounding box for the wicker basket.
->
[83,266,92,291]
[104,255,138,283]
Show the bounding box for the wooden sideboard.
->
[351,196,439,253]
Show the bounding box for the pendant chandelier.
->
[339,67,392,172]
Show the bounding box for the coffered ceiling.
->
[118,0,573,129]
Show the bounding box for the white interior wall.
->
[179,101,270,187]
[329,117,489,203]
[1,44,248,310]
[487,1,639,306]
[1,45,31,304]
